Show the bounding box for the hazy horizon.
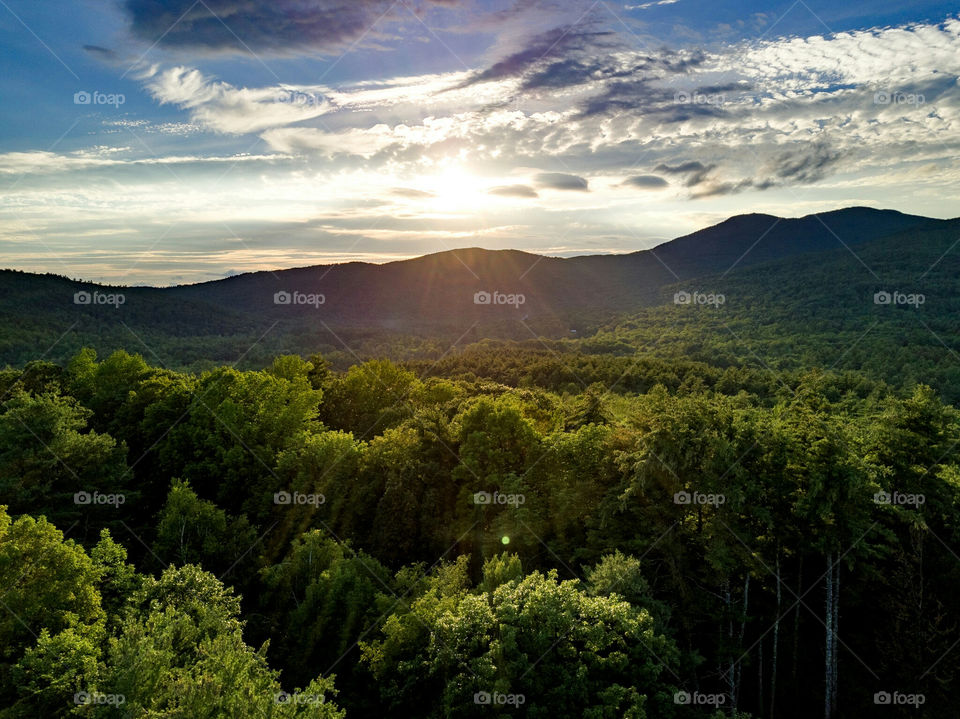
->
[2,203,951,288]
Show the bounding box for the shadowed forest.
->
[0,340,955,717]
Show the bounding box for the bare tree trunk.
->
[792,555,803,692]
[758,636,764,715]
[771,551,781,718]
[831,561,840,716]
[725,581,736,709]
[735,573,750,708]
[824,552,834,719]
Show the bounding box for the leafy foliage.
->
[0,345,958,718]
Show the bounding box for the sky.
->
[0,0,958,285]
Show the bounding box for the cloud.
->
[654,161,715,187]
[622,175,668,189]
[535,172,589,191]
[391,187,435,198]
[121,0,476,55]
[144,67,333,134]
[130,17,960,182]
[687,178,754,198]
[625,0,678,9]
[768,142,844,184]
[684,143,845,197]
[0,148,281,176]
[571,52,710,116]
[83,45,119,62]
[524,48,704,93]
[457,22,617,89]
[489,184,539,198]
[260,126,396,157]
[652,160,750,197]
[123,0,397,55]
[9,9,960,287]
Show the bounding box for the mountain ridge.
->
[1,206,957,368]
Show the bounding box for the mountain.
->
[0,207,954,369]
[173,207,940,323]
[597,215,960,400]
[645,206,938,275]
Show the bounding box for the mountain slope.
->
[172,207,944,323]
[597,217,960,399]
[0,207,954,369]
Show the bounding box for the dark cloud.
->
[523,43,705,90]
[577,75,746,120]
[391,187,435,198]
[692,81,747,94]
[688,178,754,198]
[522,47,706,93]
[535,172,589,191]
[83,45,119,62]
[769,142,844,184]
[578,80,662,117]
[654,161,715,187]
[622,175,668,189]
[489,184,539,198]
[520,59,598,90]
[123,0,400,54]
[456,23,617,89]
[683,143,845,198]
[653,160,749,197]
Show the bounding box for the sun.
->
[392,160,523,213]
[423,167,488,211]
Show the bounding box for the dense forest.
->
[0,343,956,717]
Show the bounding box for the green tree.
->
[259,531,391,711]
[0,508,104,709]
[106,564,344,718]
[0,390,128,537]
[154,367,321,513]
[363,559,678,718]
[269,430,360,554]
[153,479,258,580]
[319,360,419,438]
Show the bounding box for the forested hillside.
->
[0,346,956,717]
[0,209,955,377]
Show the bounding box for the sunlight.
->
[422,166,489,211]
